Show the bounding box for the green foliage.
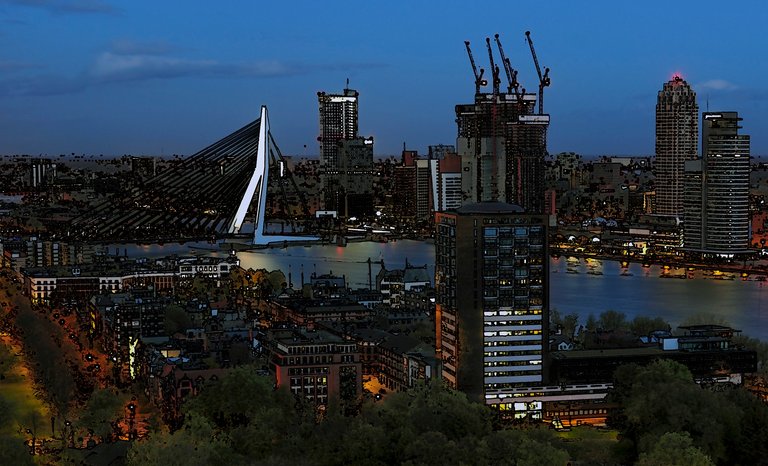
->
[0,392,18,432]
[77,389,129,440]
[128,370,572,466]
[722,387,768,464]
[0,434,34,466]
[0,343,15,380]
[629,316,670,337]
[14,303,76,417]
[551,309,580,339]
[127,416,232,466]
[610,359,768,465]
[163,304,192,335]
[481,429,570,466]
[364,382,492,448]
[227,341,252,366]
[585,313,597,331]
[597,310,628,332]
[266,270,287,295]
[184,367,292,430]
[636,432,714,466]
[733,334,768,374]
[407,318,436,344]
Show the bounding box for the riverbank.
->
[552,247,768,278]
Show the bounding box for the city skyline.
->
[0,0,767,157]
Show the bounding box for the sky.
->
[0,0,766,157]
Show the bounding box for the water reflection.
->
[111,241,768,340]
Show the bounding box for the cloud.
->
[89,52,298,83]
[697,79,738,91]
[109,39,180,57]
[693,79,768,103]
[0,0,118,15]
[0,41,388,97]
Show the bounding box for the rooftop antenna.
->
[346,77,349,90]
[706,94,710,112]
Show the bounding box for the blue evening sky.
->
[0,0,766,157]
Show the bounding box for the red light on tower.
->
[671,71,684,82]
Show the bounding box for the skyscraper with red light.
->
[655,75,698,218]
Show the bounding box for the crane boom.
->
[506,59,522,103]
[494,34,522,102]
[485,37,501,96]
[494,34,513,92]
[464,41,486,94]
[525,30,551,114]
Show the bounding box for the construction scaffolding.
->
[456,33,550,214]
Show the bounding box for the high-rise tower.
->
[318,86,373,216]
[655,76,698,218]
[435,202,548,410]
[318,87,358,166]
[683,112,750,256]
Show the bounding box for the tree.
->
[560,312,580,339]
[127,371,573,465]
[0,434,34,466]
[636,432,714,466]
[732,334,768,373]
[598,310,628,332]
[630,316,670,337]
[14,305,76,418]
[362,381,492,465]
[550,308,578,337]
[722,387,768,464]
[266,270,287,296]
[180,367,315,462]
[0,343,15,380]
[585,313,597,331]
[127,416,232,466]
[77,389,128,440]
[480,429,569,466]
[163,304,192,335]
[610,360,740,464]
[0,393,18,432]
[227,341,252,366]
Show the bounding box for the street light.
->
[25,428,36,455]
[64,420,74,448]
[127,402,137,440]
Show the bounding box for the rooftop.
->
[270,327,347,346]
[455,201,525,214]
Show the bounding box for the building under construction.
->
[457,33,550,214]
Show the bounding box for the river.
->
[109,240,768,340]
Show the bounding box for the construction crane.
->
[494,33,522,103]
[485,37,501,96]
[464,41,487,94]
[525,30,550,114]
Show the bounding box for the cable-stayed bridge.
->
[71,106,316,245]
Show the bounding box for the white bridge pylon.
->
[228,105,318,245]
